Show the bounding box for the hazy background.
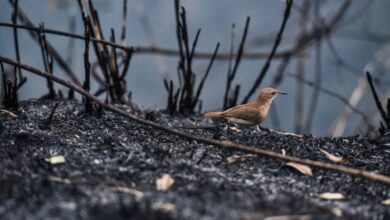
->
[1,0,390,136]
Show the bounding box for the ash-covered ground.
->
[0,100,389,220]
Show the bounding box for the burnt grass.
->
[0,100,389,220]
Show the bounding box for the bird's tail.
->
[203,111,223,118]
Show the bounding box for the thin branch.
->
[119,50,133,81]
[174,0,185,63]
[1,55,389,185]
[86,0,109,55]
[242,0,293,104]
[121,0,128,46]
[109,28,126,102]
[194,42,220,103]
[77,0,112,99]
[223,17,250,109]
[11,0,22,81]
[225,23,235,106]
[38,23,56,99]
[1,60,8,107]
[82,16,93,113]
[41,103,59,130]
[366,72,388,128]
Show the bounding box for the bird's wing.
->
[221,103,259,121]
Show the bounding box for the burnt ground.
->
[0,100,389,220]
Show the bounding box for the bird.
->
[204,87,286,134]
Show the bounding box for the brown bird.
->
[204,87,286,134]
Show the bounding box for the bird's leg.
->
[256,125,261,132]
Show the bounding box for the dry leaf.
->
[59,201,76,210]
[382,199,390,205]
[152,201,175,213]
[227,154,254,164]
[318,192,346,200]
[45,155,66,164]
[329,207,343,217]
[285,162,313,176]
[269,129,303,138]
[320,149,345,163]
[47,176,71,184]
[111,186,144,200]
[318,205,343,217]
[156,174,174,191]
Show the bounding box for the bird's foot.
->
[230,126,242,133]
[255,125,262,133]
[224,125,241,133]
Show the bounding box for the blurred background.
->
[1,0,390,136]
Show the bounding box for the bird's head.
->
[256,87,287,103]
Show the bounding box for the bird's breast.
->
[258,105,270,118]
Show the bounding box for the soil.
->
[0,100,389,220]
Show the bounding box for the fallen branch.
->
[1,55,389,185]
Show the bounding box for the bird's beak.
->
[277,90,287,95]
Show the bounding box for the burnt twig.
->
[194,43,220,105]
[109,29,126,102]
[82,16,93,114]
[121,0,128,46]
[223,17,250,109]
[11,0,23,82]
[1,61,18,110]
[41,103,59,130]
[167,1,213,115]
[38,23,56,99]
[366,72,389,133]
